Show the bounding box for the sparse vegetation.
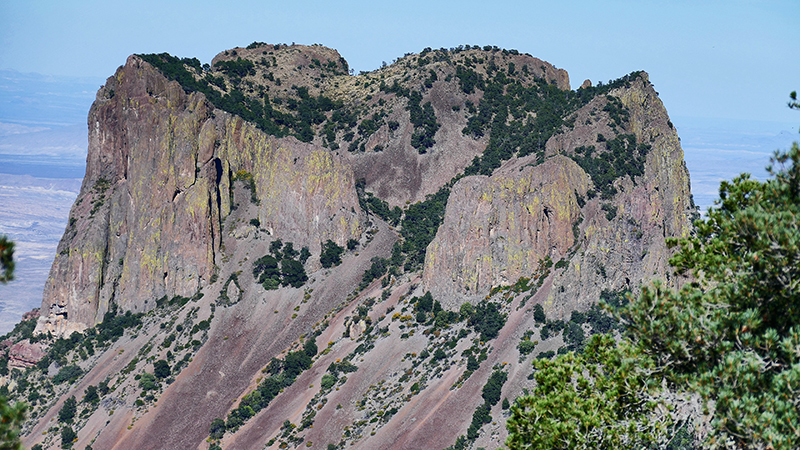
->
[571,134,651,199]
[320,240,344,269]
[254,240,309,290]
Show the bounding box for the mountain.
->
[2,43,694,450]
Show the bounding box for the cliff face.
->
[424,155,589,304]
[18,44,697,450]
[37,55,362,336]
[425,74,694,316]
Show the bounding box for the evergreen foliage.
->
[532,303,546,324]
[57,396,77,424]
[52,365,83,385]
[0,396,25,450]
[467,300,507,342]
[82,385,99,404]
[406,90,440,152]
[280,259,308,288]
[458,69,643,177]
[379,80,441,153]
[153,359,171,379]
[0,236,14,283]
[506,335,672,449]
[624,141,800,449]
[571,134,651,199]
[464,369,508,441]
[137,53,343,142]
[210,337,321,441]
[399,186,450,271]
[253,240,308,289]
[359,257,388,289]
[60,426,76,449]
[355,179,402,226]
[320,240,345,268]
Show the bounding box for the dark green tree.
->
[282,242,298,260]
[303,338,317,358]
[506,335,672,449]
[60,426,76,449]
[269,239,283,259]
[253,254,281,290]
[532,303,546,324]
[466,354,479,371]
[0,396,26,450]
[0,236,13,283]
[280,259,307,288]
[83,385,99,404]
[299,246,311,263]
[625,138,800,449]
[283,350,312,380]
[320,240,344,268]
[58,396,77,424]
[209,418,226,440]
[153,359,171,380]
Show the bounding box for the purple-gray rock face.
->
[424,74,694,316]
[424,155,590,305]
[36,56,363,336]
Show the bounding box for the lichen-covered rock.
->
[424,73,694,316]
[542,74,694,318]
[36,56,363,336]
[423,156,589,305]
[23,46,699,450]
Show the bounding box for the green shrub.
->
[83,385,99,404]
[482,370,507,405]
[154,360,171,379]
[518,340,536,356]
[320,240,344,268]
[532,304,546,324]
[281,259,307,288]
[53,365,83,385]
[468,301,506,341]
[60,426,77,449]
[138,373,158,391]
[321,374,337,390]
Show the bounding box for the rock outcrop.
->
[424,155,589,304]
[7,339,45,369]
[36,55,363,336]
[425,74,694,316]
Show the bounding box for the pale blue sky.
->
[1,0,798,125]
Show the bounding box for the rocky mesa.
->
[1,43,696,450]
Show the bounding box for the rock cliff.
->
[36,54,363,336]
[425,73,694,316]
[424,155,589,304]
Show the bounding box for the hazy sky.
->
[1,0,798,126]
